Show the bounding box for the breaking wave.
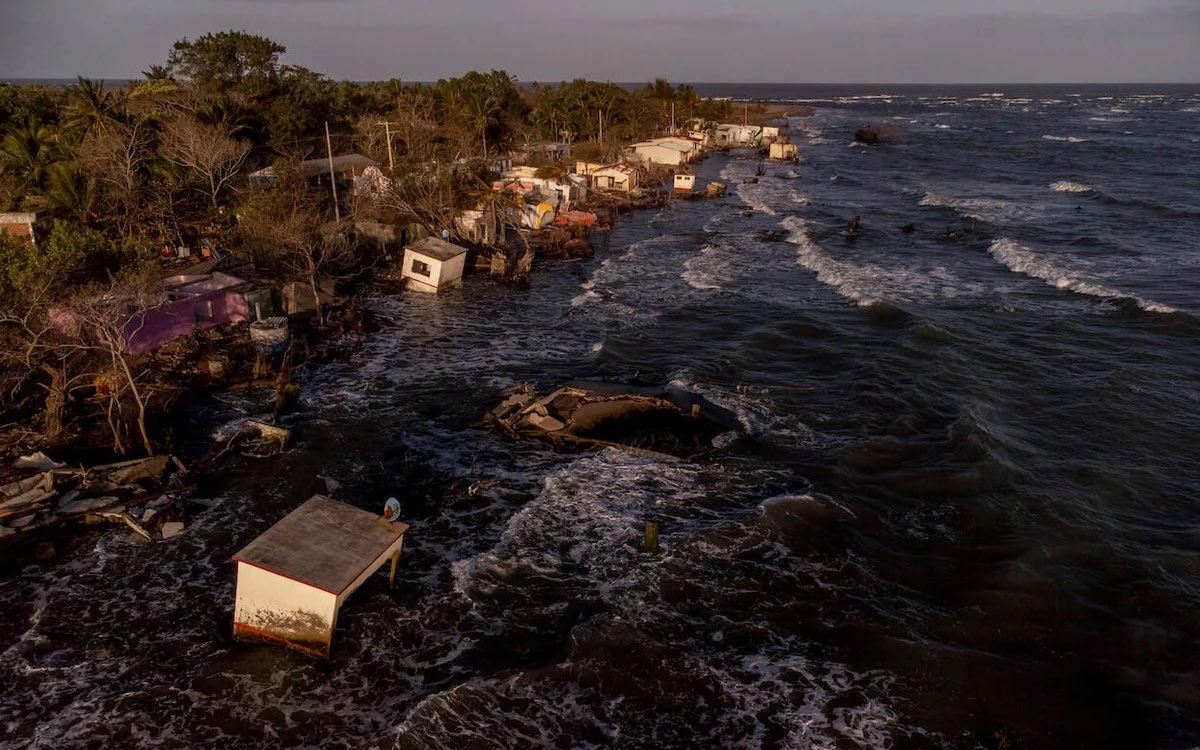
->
[681,244,726,291]
[918,191,1023,223]
[1050,181,1095,194]
[783,216,883,308]
[987,238,1178,314]
[1042,134,1090,143]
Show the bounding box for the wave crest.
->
[1050,181,1094,194]
[987,238,1177,314]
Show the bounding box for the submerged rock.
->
[854,122,903,145]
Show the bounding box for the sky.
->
[0,0,1197,83]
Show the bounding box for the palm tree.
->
[463,93,499,157]
[62,77,126,138]
[1,116,56,191]
[43,162,97,224]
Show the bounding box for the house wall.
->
[435,253,466,290]
[233,562,338,657]
[0,213,36,243]
[455,210,497,245]
[769,143,799,160]
[633,144,687,166]
[125,288,251,354]
[401,249,445,293]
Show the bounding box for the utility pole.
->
[671,101,676,135]
[377,121,397,171]
[324,120,340,223]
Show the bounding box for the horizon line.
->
[1,77,1198,87]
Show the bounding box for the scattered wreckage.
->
[0,451,196,549]
[483,381,741,459]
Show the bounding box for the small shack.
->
[232,495,410,658]
[401,237,468,293]
[673,174,696,194]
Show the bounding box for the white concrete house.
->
[401,237,469,293]
[494,167,586,210]
[715,124,764,147]
[455,207,499,245]
[232,495,410,658]
[657,136,704,161]
[576,162,640,193]
[629,139,693,166]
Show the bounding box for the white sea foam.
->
[734,179,779,216]
[933,123,951,129]
[1049,180,1095,194]
[919,191,1025,223]
[1042,134,1090,143]
[783,216,879,308]
[681,244,726,291]
[988,238,1178,313]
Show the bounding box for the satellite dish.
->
[441,229,450,239]
[383,497,401,521]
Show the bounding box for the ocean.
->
[2,84,1199,749]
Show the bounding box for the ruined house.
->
[401,237,469,293]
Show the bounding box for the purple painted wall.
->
[125,274,252,354]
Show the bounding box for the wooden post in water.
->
[643,519,660,554]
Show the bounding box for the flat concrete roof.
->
[406,237,468,262]
[233,495,409,595]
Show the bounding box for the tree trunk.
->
[112,347,155,457]
[309,274,325,328]
[42,365,66,442]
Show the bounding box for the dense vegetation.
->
[0,30,736,458]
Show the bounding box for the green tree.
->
[62,77,127,139]
[1,116,56,192]
[166,30,286,95]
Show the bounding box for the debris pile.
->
[484,381,740,459]
[0,451,195,547]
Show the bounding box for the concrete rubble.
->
[483,381,741,459]
[0,452,196,549]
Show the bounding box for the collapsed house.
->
[484,381,741,459]
[126,272,276,355]
[400,236,469,292]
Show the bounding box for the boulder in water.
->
[854,122,903,145]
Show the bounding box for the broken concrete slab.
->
[12,452,65,471]
[104,455,171,485]
[58,496,122,516]
[1,473,51,500]
[486,381,741,458]
[10,513,37,529]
